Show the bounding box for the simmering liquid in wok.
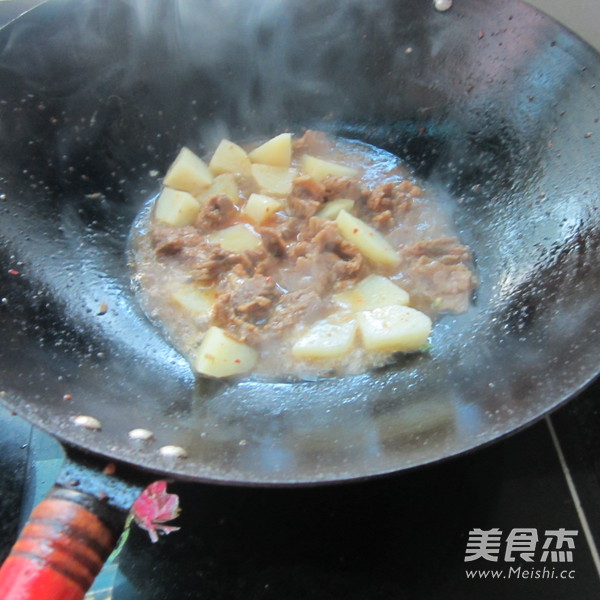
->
[130,131,476,379]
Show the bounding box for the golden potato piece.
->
[209,139,252,176]
[336,210,401,266]
[163,147,213,194]
[249,133,292,167]
[208,223,263,252]
[197,173,240,205]
[316,198,355,220]
[154,187,200,226]
[333,275,409,312]
[301,154,358,181]
[194,326,258,377]
[292,319,357,360]
[357,305,432,353]
[171,285,216,315]
[251,164,297,196]
[242,193,283,224]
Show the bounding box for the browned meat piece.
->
[175,242,264,283]
[404,237,472,265]
[212,292,260,343]
[322,176,363,201]
[331,253,367,282]
[366,181,413,213]
[401,259,476,314]
[292,175,325,202]
[300,220,362,261]
[268,214,302,240]
[259,226,288,256]
[398,237,476,314]
[254,255,281,276]
[371,209,394,229]
[152,224,203,255]
[287,195,322,219]
[212,275,282,343]
[196,194,236,230]
[230,275,282,319]
[292,130,332,154]
[288,241,310,259]
[309,221,340,252]
[179,242,242,282]
[264,288,326,334]
[299,216,328,241]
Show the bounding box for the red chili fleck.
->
[234,359,241,364]
[8,269,19,276]
[353,228,359,234]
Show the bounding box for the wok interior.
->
[0,0,598,483]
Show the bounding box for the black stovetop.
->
[1,379,599,599]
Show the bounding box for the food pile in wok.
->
[132,131,476,379]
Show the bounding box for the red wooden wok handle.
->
[0,486,124,600]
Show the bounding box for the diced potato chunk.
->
[336,210,401,266]
[171,285,216,316]
[154,187,201,226]
[194,326,258,377]
[209,139,252,176]
[251,164,297,196]
[242,193,283,224]
[292,319,357,360]
[208,223,262,252]
[163,147,213,194]
[301,154,358,181]
[197,173,240,205]
[249,133,292,167]
[316,198,354,220]
[333,275,409,312]
[357,305,432,353]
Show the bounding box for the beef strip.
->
[196,194,236,230]
[259,226,288,257]
[322,175,364,201]
[287,194,323,219]
[264,288,326,335]
[331,253,366,282]
[399,237,476,314]
[230,275,282,318]
[292,175,325,202]
[300,219,362,261]
[295,219,369,286]
[403,237,472,265]
[153,224,203,256]
[180,243,251,283]
[153,221,267,283]
[366,181,413,214]
[212,274,283,343]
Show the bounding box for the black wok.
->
[0,0,599,596]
